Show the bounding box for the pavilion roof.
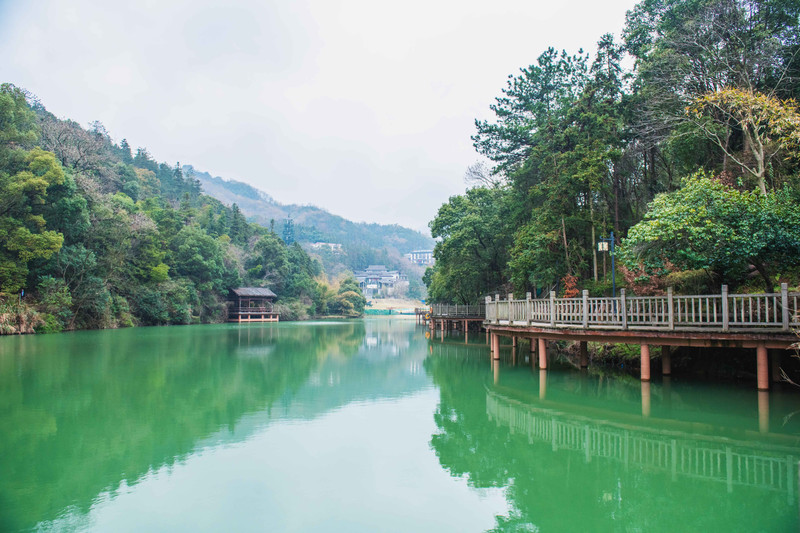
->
[231,287,277,298]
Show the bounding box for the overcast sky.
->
[0,0,640,234]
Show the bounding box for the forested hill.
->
[0,84,368,333]
[185,166,434,252]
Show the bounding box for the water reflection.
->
[426,337,800,532]
[0,320,431,532]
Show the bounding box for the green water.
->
[1,320,798,532]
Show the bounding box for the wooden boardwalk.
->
[427,303,486,333]
[429,284,800,390]
[485,285,799,334]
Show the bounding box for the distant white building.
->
[404,250,434,266]
[354,265,408,299]
[310,242,343,252]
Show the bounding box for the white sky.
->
[0,0,640,234]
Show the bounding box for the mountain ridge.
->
[185,165,435,253]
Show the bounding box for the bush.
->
[131,287,169,325]
[664,269,716,295]
[274,299,309,321]
[35,313,62,333]
[0,299,43,334]
[36,276,73,329]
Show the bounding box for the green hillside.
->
[0,83,366,332]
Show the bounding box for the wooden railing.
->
[431,303,486,318]
[484,284,800,332]
[231,306,274,313]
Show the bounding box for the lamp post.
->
[597,231,615,298]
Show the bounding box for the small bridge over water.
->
[429,284,800,390]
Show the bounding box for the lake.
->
[1,319,798,532]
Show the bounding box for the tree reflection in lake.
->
[0,321,367,532]
[425,339,800,532]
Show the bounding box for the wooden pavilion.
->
[228,287,279,323]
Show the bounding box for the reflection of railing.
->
[484,285,800,332]
[486,390,798,502]
[431,304,486,318]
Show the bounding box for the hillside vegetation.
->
[0,84,366,333]
[188,165,433,295]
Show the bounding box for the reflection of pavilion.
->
[485,388,799,505]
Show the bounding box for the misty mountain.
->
[185,165,435,254]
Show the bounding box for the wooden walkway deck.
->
[429,284,800,390]
[427,303,486,333]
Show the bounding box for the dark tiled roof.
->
[232,287,277,297]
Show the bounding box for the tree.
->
[472,48,589,176]
[624,0,800,168]
[427,187,513,303]
[246,233,289,291]
[687,88,800,194]
[0,83,38,150]
[619,172,800,292]
[38,116,107,174]
[0,148,65,294]
[169,226,228,292]
[334,275,366,316]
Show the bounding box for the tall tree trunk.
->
[752,259,775,293]
[561,216,570,274]
[612,164,621,236]
[590,193,598,282]
[591,222,598,282]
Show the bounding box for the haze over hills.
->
[186,165,434,254]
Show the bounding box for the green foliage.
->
[168,226,227,291]
[274,300,310,321]
[664,269,716,295]
[35,276,72,330]
[620,172,800,292]
[333,276,366,316]
[427,187,513,303]
[0,83,38,149]
[0,148,65,294]
[246,232,289,290]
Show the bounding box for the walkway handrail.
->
[484,284,800,332]
[430,303,486,318]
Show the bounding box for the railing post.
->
[526,292,532,326]
[721,285,729,332]
[549,291,556,327]
[620,289,628,330]
[582,290,589,329]
[667,287,674,331]
[507,293,513,324]
[495,294,500,325]
[781,282,789,331]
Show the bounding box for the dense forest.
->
[425,0,800,303]
[0,84,366,333]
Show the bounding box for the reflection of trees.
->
[424,350,799,532]
[0,322,365,532]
